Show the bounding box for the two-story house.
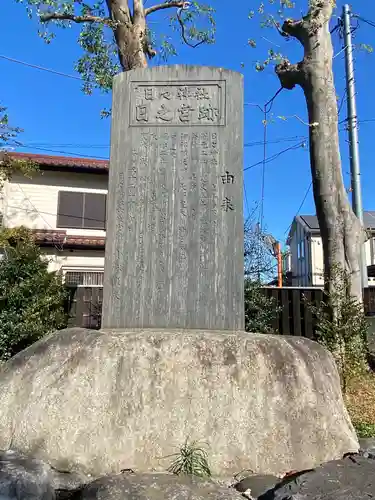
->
[0,152,108,286]
[287,213,375,287]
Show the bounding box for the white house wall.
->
[310,236,324,286]
[310,235,375,286]
[290,221,312,286]
[2,170,107,273]
[41,248,105,273]
[3,170,107,236]
[291,227,375,287]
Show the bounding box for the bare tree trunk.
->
[276,0,363,304]
[107,0,153,70]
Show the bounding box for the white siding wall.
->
[2,170,107,273]
[3,170,107,235]
[290,223,375,287]
[289,221,312,286]
[41,248,106,273]
[310,235,375,286]
[310,236,324,286]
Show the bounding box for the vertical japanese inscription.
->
[130,82,226,126]
[113,172,126,302]
[176,132,190,310]
[155,133,170,316]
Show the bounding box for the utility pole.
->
[342,4,368,289]
[260,229,283,287]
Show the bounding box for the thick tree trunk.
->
[107,0,151,71]
[115,23,149,70]
[276,0,363,304]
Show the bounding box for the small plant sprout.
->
[166,439,212,477]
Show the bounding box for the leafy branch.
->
[19,0,216,95]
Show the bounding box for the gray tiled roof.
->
[297,211,375,231]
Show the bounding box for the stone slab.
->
[102,65,244,330]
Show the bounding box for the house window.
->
[64,270,104,287]
[57,191,106,230]
[297,240,305,260]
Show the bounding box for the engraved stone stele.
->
[102,65,244,330]
[0,69,357,488]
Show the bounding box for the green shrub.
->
[166,439,211,477]
[0,226,68,361]
[308,265,368,392]
[354,421,375,438]
[244,279,281,333]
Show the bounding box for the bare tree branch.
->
[40,12,110,24]
[279,18,306,43]
[275,59,304,90]
[145,0,185,16]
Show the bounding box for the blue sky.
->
[1,0,375,246]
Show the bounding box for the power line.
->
[15,184,65,251]
[338,117,375,126]
[244,141,307,172]
[6,143,108,160]
[244,87,284,278]
[9,136,309,149]
[330,21,341,34]
[244,135,307,147]
[6,203,106,225]
[353,15,375,30]
[283,181,313,237]
[0,55,83,81]
[20,142,110,149]
[337,89,348,116]
[243,181,251,218]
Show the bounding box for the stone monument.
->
[102,65,244,330]
[0,67,360,475]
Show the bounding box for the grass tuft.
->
[166,439,212,477]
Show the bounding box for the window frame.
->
[57,191,106,230]
[297,239,305,260]
[64,268,104,287]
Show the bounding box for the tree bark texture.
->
[105,0,185,70]
[276,0,363,303]
[40,0,185,71]
[106,0,149,71]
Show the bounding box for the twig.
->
[176,5,207,48]
[281,115,319,127]
[261,36,281,48]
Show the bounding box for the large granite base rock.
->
[80,473,244,500]
[0,328,358,477]
[259,454,375,499]
[0,449,88,500]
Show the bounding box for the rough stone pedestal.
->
[0,328,359,478]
